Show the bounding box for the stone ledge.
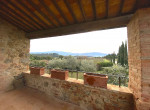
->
[24,72,131,93]
[23,72,134,110]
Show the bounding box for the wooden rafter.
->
[17,0,48,29]
[7,0,43,30]
[0,2,36,31]
[0,11,30,32]
[64,0,78,23]
[51,0,69,25]
[38,0,63,26]
[133,0,138,12]
[105,0,109,18]
[26,0,57,28]
[118,0,125,16]
[91,0,96,20]
[0,0,149,35]
[77,0,86,21]
[26,14,132,39]
[137,0,150,9]
[0,16,29,32]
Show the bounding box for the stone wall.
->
[24,73,133,110]
[128,8,150,110]
[0,18,30,92]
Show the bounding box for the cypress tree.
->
[117,41,128,66]
[124,41,128,65]
[112,52,116,64]
[117,46,121,64]
[120,42,124,66]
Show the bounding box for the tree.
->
[104,53,116,63]
[124,41,128,65]
[117,41,128,66]
[112,52,116,64]
[59,55,63,59]
[117,46,121,64]
[120,42,124,66]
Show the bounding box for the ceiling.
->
[0,0,150,39]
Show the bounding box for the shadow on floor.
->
[0,87,84,110]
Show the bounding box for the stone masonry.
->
[128,8,150,110]
[0,18,30,92]
[24,73,134,110]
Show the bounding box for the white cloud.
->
[30,27,127,54]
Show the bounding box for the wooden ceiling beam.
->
[105,0,109,18]
[118,0,125,16]
[137,0,150,9]
[0,15,29,32]
[51,0,70,25]
[133,0,138,11]
[26,0,57,28]
[0,11,30,32]
[39,0,63,26]
[64,0,78,23]
[7,0,43,30]
[91,0,96,20]
[0,1,36,31]
[77,0,86,22]
[26,14,132,39]
[131,0,150,13]
[17,0,48,29]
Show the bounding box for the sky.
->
[30,27,127,54]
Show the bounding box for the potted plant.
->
[51,69,68,80]
[30,61,46,75]
[84,73,108,89]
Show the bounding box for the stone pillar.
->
[128,8,150,110]
[0,18,30,92]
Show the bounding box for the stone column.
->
[0,18,30,92]
[127,8,150,110]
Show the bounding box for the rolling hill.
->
[30,51,107,57]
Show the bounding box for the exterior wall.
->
[0,18,30,92]
[24,73,134,110]
[128,8,150,110]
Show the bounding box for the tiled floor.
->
[0,87,84,110]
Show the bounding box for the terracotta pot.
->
[84,73,108,89]
[51,69,68,80]
[30,67,45,75]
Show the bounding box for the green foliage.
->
[29,56,129,86]
[30,54,52,60]
[63,56,80,70]
[48,56,96,72]
[104,53,117,63]
[100,65,129,86]
[68,64,129,86]
[101,65,128,75]
[120,42,125,66]
[117,41,128,66]
[117,46,121,64]
[97,59,113,70]
[80,60,96,72]
[59,55,64,59]
[48,56,79,70]
[30,53,61,61]
[124,42,128,65]
[48,58,64,69]
[30,60,47,67]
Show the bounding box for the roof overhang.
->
[0,0,150,39]
[26,14,132,39]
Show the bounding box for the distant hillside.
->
[30,51,107,57]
